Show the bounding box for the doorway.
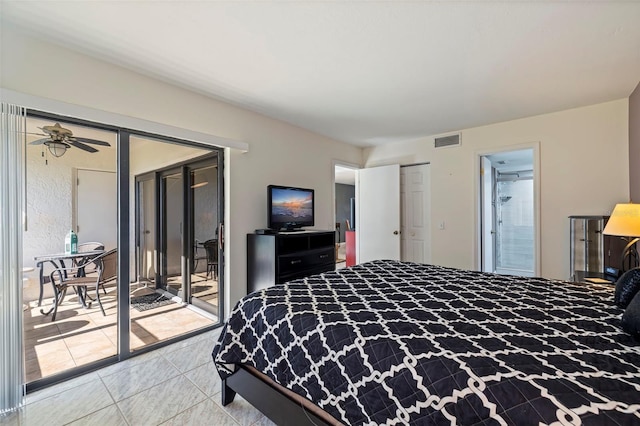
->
[137,155,222,317]
[334,163,358,268]
[479,148,538,277]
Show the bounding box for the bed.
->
[212,260,640,425]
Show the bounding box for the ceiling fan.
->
[29,122,111,158]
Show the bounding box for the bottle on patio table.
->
[65,230,78,254]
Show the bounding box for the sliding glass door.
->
[132,145,222,351]
[21,111,225,392]
[161,169,185,296]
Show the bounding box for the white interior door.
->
[356,164,400,263]
[400,164,431,263]
[75,169,117,250]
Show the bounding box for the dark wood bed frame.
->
[222,365,334,426]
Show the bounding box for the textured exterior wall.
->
[23,133,117,301]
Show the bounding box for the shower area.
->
[480,149,535,277]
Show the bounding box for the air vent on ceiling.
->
[434,134,461,148]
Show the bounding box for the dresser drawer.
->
[278,247,334,275]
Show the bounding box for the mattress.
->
[213,260,640,425]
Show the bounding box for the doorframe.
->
[22,108,228,393]
[474,142,541,276]
[331,159,361,236]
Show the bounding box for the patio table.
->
[34,250,104,308]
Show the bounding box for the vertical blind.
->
[0,102,26,413]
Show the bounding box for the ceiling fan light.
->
[46,141,69,157]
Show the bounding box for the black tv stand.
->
[247,230,335,293]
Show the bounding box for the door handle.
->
[393,230,399,235]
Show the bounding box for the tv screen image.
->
[268,185,314,230]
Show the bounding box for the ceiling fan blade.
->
[71,137,111,146]
[68,140,99,153]
[29,138,50,145]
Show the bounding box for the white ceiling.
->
[3,2,640,147]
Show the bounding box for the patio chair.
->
[45,249,117,321]
[203,239,218,280]
[78,242,105,252]
[194,239,207,273]
[76,241,106,292]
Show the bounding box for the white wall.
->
[2,27,363,315]
[365,99,630,280]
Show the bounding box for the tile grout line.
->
[98,374,132,426]
[207,395,242,426]
[106,358,183,405]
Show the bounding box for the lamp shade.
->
[603,203,640,237]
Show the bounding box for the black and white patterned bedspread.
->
[212,260,640,425]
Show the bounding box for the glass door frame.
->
[159,166,187,297]
[25,109,225,393]
[135,153,222,315]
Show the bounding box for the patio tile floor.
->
[23,279,217,383]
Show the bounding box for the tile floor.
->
[1,328,276,426]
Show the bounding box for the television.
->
[268,185,314,231]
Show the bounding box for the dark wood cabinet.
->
[247,230,335,293]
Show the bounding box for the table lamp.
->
[603,203,640,272]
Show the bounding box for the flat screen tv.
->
[268,185,314,231]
